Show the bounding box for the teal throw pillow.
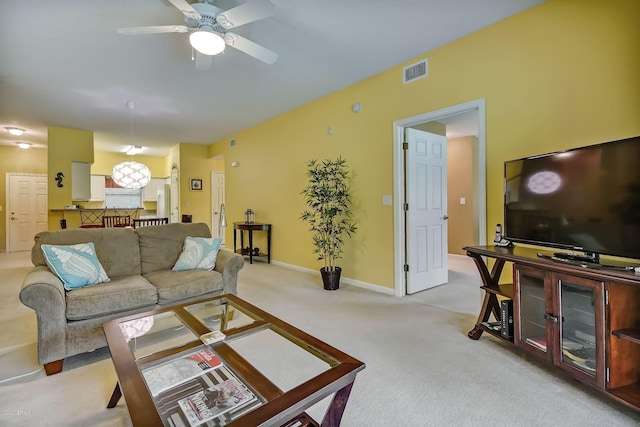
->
[172,237,223,271]
[41,242,110,290]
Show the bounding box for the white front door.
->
[7,174,48,252]
[211,171,225,243]
[405,128,448,294]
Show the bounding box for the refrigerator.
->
[156,183,171,220]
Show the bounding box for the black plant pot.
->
[320,267,342,291]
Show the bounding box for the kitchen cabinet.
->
[90,175,106,201]
[142,178,166,202]
[71,161,91,201]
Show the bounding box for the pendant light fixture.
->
[112,101,152,189]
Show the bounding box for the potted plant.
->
[300,157,357,290]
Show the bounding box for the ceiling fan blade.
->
[167,0,202,20]
[117,25,189,35]
[223,32,278,64]
[215,0,275,29]
[193,50,213,71]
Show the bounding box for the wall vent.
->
[403,59,428,84]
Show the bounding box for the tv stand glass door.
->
[557,276,604,386]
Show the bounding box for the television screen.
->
[504,136,640,260]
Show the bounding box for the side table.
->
[233,222,271,264]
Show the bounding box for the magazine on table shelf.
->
[178,376,255,426]
[153,365,261,427]
[142,347,223,396]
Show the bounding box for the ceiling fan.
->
[117,0,278,69]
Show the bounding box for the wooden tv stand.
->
[464,245,640,413]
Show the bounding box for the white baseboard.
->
[271,260,395,295]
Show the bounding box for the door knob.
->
[442,215,449,220]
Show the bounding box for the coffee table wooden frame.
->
[103,294,365,427]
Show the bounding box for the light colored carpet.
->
[1,252,639,426]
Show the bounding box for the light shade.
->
[189,30,226,55]
[6,127,25,136]
[16,142,31,149]
[112,161,152,188]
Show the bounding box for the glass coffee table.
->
[103,294,365,426]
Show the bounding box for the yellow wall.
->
[91,151,169,178]
[210,0,640,290]
[47,126,94,229]
[0,146,48,250]
[447,136,476,255]
[179,143,219,228]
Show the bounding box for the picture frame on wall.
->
[190,178,203,191]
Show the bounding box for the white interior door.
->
[211,171,225,243]
[7,174,48,252]
[405,128,448,294]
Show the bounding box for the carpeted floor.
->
[1,251,639,426]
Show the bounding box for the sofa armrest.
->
[214,249,245,295]
[19,266,68,365]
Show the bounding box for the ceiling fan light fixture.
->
[190,30,225,55]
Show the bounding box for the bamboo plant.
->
[300,157,357,271]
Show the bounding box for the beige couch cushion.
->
[144,269,223,304]
[32,227,142,278]
[137,223,211,274]
[66,275,158,321]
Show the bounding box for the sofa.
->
[19,222,244,375]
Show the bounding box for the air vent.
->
[403,59,428,84]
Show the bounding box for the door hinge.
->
[606,367,610,383]
[404,264,409,272]
[403,203,409,211]
[605,289,609,305]
[403,141,409,150]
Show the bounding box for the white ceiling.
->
[0,0,545,157]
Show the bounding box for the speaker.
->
[501,299,514,339]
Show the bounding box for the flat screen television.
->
[503,135,640,262]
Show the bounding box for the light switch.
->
[460,197,466,205]
[382,195,392,206]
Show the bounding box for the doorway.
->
[170,164,179,223]
[392,99,487,296]
[6,173,48,252]
[211,170,225,243]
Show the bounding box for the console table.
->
[233,222,271,264]
[465,245,640,412]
